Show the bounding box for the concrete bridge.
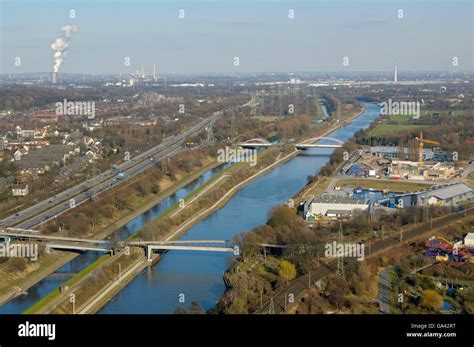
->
[129,240,240,261]
[0,229,108,244]
[239,136,344,150]
[1,230,286,261]
[45,242,113,255]
[129,240,287,261]
[1,229,114,255]
[293,136,344,149]
[239,138,273,148]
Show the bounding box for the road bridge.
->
[129,240,239,260]
[0,230,109,244]
[45,243,113,255]
[239,136,344,150]
[239,138,273,148]
[293,136,344,149]
[129,240,287,261]
[144,244,238,260]
[1,230,286,260]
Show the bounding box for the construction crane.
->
[415,131,439,169]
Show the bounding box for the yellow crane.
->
[415,132,439,168]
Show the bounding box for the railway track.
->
[258,207,473,314]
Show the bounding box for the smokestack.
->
[394,61,398,83]
[153,64,156,81]
[51,25,77,84]
[51,71,59,84]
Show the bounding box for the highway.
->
[0,114,222,231]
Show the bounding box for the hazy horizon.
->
[1,0,473,75]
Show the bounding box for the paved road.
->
[324,152,359,195]
[258,207,473,314]
[0,114,222,231]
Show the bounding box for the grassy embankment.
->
[0,155,220,307]
[22,157,224,313]
[23,147,297,313]
[19,100,366,313]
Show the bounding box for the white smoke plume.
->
[51,25,77,73]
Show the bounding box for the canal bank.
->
[0,161,229,313]
[31,147,297,313]
[5,103,374,314]
[97,103,380,314]
[56,104,369,314]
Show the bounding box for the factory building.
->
[418,182,473,206]
[303,195,370,220]
[370,146,436,160]
[387,182,473,208]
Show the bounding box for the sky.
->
[1,0,473,75]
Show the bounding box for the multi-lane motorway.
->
[0,114,221,231]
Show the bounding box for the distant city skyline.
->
[1,0,473,75]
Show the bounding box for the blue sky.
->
[1,0,472,74]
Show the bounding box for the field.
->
[337,178,434,192]
[388,114,417,124]
[387,109,466,125]
[370,124,423,136]
[422,109,466,116]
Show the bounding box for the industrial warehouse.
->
[385,182,474,208]
[303,195,371,220]
[303,182,473,220]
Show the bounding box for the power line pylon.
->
[268,297,275,314]
[161,157,169,174]
[206,125,215,145]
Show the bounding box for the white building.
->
[464,233,474,248]
[304,195,370,219]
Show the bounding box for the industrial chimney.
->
[394,61,398,83]
[51,71,59,84]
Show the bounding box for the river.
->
[97,102,380,313]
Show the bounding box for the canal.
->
[98,102,380,313]
[0,164,229,314]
